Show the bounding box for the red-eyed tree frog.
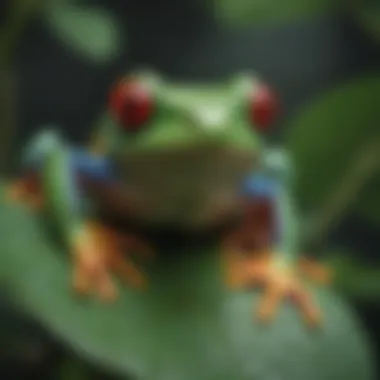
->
[6,71,331,328]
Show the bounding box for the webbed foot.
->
[224,249,331,328]
[72,220,154,301]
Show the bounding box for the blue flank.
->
[65,149,115,212]
[24,146,116,216]
[24,146,115,182]
[23,144,282,242]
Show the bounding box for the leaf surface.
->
[0,185,375,380]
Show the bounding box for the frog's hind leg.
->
[223,149,332,328]
[223,240,327,328]
[222,198,330,328]
[242,252,326,327]
[223,198,274,288]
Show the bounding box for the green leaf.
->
[43,1,123,65]
[0,184,375,380]
[212,0,339,29]
[285,74,380,217]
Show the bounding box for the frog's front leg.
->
[35,138,153,300]
[223,153,332,328]
[71,219,153,300]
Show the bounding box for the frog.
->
[6,71,331,327]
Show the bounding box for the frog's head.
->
[96,71,279,184]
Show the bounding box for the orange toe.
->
[256,277,322,328]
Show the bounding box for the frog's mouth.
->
[116,146,257,187]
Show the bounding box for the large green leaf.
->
[43,1,123,65]
[285,74,380,222]
[212,0,339,29]
[0,184,375,380]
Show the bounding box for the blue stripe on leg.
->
[52,148,117,216]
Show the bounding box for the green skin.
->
[12,71,319,324]
[90,74,261,227]
[88,72,296,257]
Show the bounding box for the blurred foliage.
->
[0,0,123,175]
[286,74,380,233]
[0,299,122,379]
[43,0,123,65]
[0,0,123,67]
[0,296,60,379]
[0,0,43,66]
[348,0,380,43]
[0,0,44,175]
[212,0,340,28]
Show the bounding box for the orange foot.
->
[5,175,44,209]
[72,220,154,302]
[225,250,332,328]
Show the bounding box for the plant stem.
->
[306,139,380,247]
[0,0,44,176]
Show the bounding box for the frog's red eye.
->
[249,84,278,131]
[108,80,154,131]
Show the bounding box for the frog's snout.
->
[190,106,229,133]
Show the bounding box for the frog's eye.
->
[108,79,154,131]
[248,84,278,131]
